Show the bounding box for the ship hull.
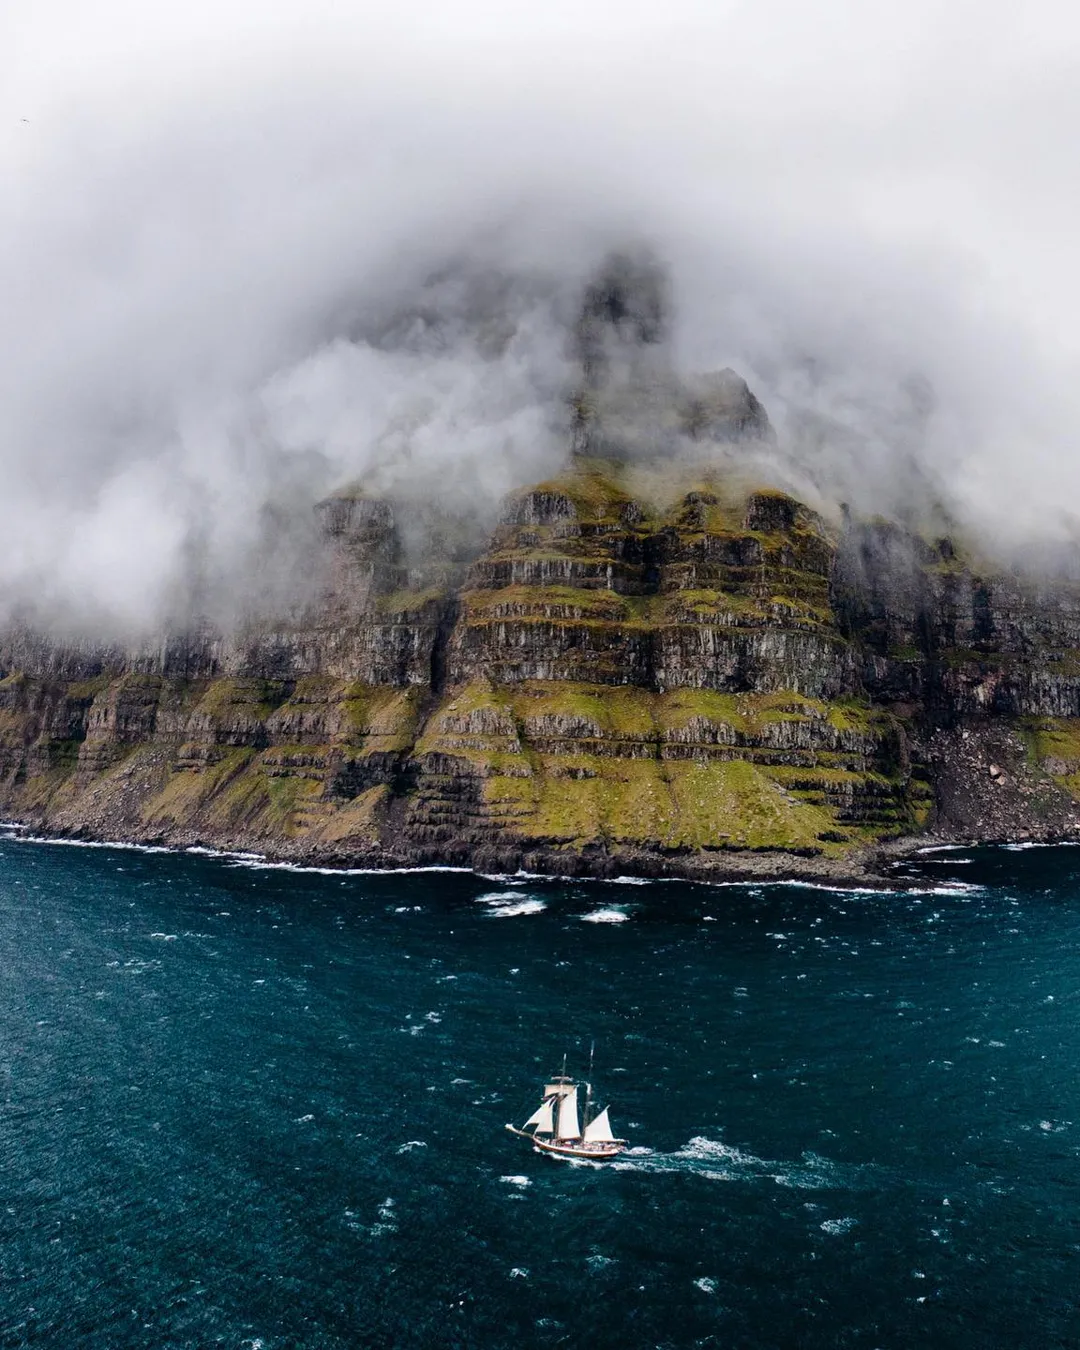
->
[505,1124,627,1160]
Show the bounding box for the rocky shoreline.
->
[6,298,1080,878]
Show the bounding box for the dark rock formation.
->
[4,337,1080,881]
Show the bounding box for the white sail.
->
[556,1086,580,1139]
[544,1083,572,1098]
[524,1099,555,1134]
[583,1106,616,1143]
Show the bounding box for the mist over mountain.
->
[5,0,1080,638]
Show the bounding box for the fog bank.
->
[4,0,1080,635]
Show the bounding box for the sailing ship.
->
[505,1055,628,1160]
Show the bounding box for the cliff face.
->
[6,443,1080,882]
[6,244,1080,880]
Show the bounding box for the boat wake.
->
[609,1136,868,1190]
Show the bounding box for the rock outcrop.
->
[5,272,1080,882]
[6,441,1080,882]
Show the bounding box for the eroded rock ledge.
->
[4,454,1080,884]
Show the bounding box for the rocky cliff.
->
[6,439,1080,882]
[5,257,1080,882]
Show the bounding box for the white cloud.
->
[3,0,1080,631]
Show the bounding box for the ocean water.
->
[1,834,1079,1348]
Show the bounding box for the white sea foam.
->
[611,1136,855,1191]
[230,857,474,876]
[694,1277,718,1294]
[579,906,631,924]
[500,1175,531,1187]
[476,891,548,916]
[489,899,548,918]
[8,833,175,854]
[479,870,559,883]
[397,1140,427,1153]
[820,1217,858,1235]
[369,1197,398,1238]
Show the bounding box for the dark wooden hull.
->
[505,1124,628,1160]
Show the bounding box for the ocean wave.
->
[5,833,176,854]
[490,899,548,917]
[999,840,1076,851]
[475,891,547,917]
[229,857,474,876]
[579,906,632,923]
[913,883,986,897]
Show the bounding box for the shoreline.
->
[4,815,1064,891]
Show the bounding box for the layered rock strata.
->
[6,448,1080,882]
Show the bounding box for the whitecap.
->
[397,1140,427,1153]
[694,1277,718,1294]
[500,1175,531,1187]
[820,1217,858,1235]
[9,833,174,854]
[487,898,547,918]
[580,906,631,924]
[229,858,474,877]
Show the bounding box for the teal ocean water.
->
[1,830,1079,1347]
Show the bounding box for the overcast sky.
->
[4,1,1080,632]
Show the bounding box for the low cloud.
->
[4,0,1080,635]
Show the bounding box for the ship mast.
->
[584,1040,595,1137]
